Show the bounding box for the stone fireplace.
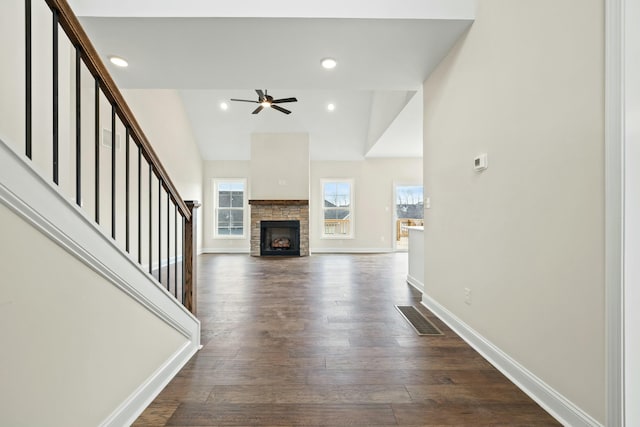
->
[249,200,309,256]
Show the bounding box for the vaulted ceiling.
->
[71,0,475,160]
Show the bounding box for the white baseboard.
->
[421,294,603,427]
[201,247,250,254]
[406,274,424,293]
[310,248,394,254]
[101,342,197,427]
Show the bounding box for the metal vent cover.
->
[395,305,443,336]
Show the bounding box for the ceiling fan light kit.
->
[230,89,298,115]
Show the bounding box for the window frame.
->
[213,178,247,239]
[320,179,355,239]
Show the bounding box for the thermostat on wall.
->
[474,153,488,171]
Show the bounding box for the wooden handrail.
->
[43,0,191,221]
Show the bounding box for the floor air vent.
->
[395,305,443,336]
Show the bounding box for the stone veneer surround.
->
[249,200,309,256]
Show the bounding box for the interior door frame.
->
[605,0,638,424]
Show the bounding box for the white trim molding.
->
[422,294,604,427]
[310,247,393,254]
[604,0,625,425]
[101,342,197,427]
[201,247,250,254]
[406,274,424,293]
[320,178,355,239]
[620,0,640,424]
[212,178,248,239]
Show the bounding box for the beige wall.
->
[122,90,203,204]
[202,160,251,252]
[0,0,23,151]
[422,0,604,422]
[0,0,73,195]
[310,158,422,251]
[203,158,422,253]
[0,202,187,426]
[0,0,198,261]
[123,89,204,251]
[250,133,310,200]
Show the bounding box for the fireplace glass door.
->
[260,220,300,256]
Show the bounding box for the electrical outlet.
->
[464,287,472,305]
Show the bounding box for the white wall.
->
[202,160,251,253]
[250,133,309,200]
[422,0,604,423]
[311,158,422,252]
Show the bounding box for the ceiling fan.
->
[230,89,298,115]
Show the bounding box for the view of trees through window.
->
[323,181,352,237]
[396,185,424,219]
[216,181,245,236]
[395,185,424,249]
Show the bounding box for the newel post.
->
[183,200,201,315]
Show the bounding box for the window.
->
[322,180,353,238]
[395,185,424,221]
[214,179,246,238]
[395,185,424,250]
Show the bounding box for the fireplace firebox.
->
[260,220,300,256]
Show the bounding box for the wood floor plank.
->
[153,383,213,404]
[326,355,495,370]
[392,402,560,426]
[132,401,180,426]
[135,253,560,426]
[166,403,398,426]
[206,384,413,404]
[405,383,534,404]
[305,368,509,386]
[289,344,480,358]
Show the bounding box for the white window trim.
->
[320,178,354,239]
[213,178,247,239]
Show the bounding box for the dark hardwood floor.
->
[134,253,560,426]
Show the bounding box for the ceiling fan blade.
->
[230,98,259,103]
[252,105,264,114]
[271,104,291,115]
[255,89,265,100]
[272,97,298,104]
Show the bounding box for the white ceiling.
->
[73,1,474,161]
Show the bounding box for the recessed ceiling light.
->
[321,58,337,69]
[327,103,336,111]
[108,55,128,68]
[220,102,229,111]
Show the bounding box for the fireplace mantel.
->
[249,200,308,206]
